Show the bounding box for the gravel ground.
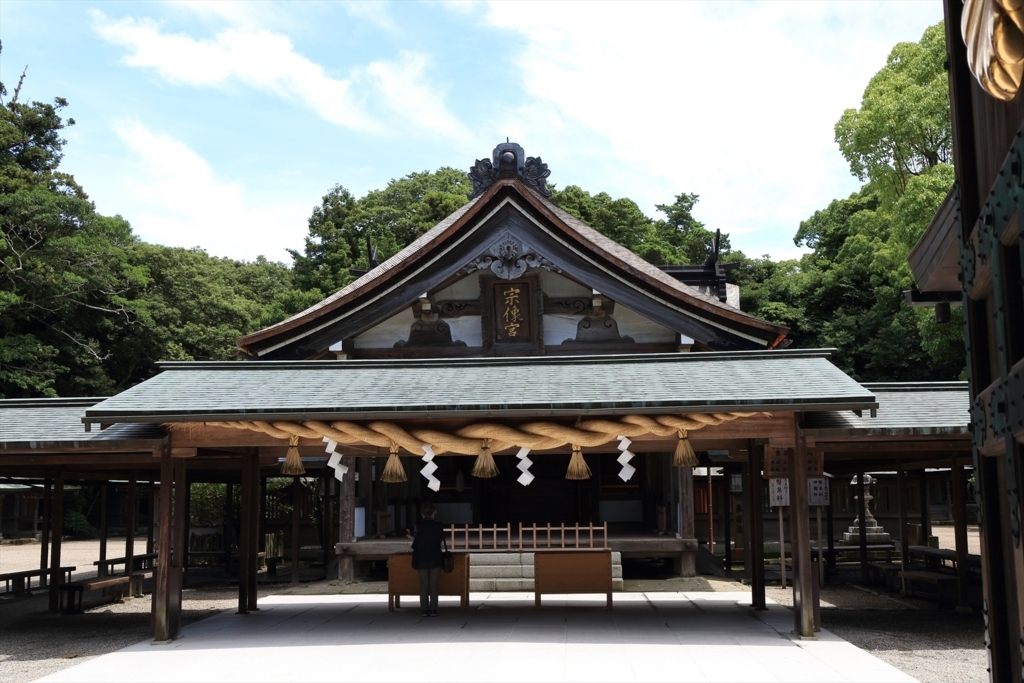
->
[0,585,256,683]
[0,538,148,581]
[766,584,987,683]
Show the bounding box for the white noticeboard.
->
[768,478,790,507]
[808,477,830,506]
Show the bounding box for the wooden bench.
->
[534,550,613,609]
[899,570,958,607]
[59,574,145,613]
[93,553,158,576]
[826,544,895,563]
[0,567,75,595]
[387,553,469,611]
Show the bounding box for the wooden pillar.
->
[291,476,301,584]
[338,455,356,581]
[826,488,835,576]
[857,469,868,580]
[182,474,191,576]
[919,470,932,541]
[147,482,155,556]
[741,459,752,585]
[679,465,696,577]
[169,459,187,639]
[246,452,260,612]
[706,467,714,554]
[154,451,173,640]
[790,431,815,638]
[259,475,268,555]
[39,479,51,588]
[723,470,732,571]
[897,465,909,594]
[125,476,136,578]
[238,456,251,614]
[748,441,766,610]
[223,482,233,576]
[951,459,970,610]
[47,472,64,613]
[97,483,108,578]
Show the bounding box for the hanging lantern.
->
[566,444,591,480]
[281,435,306,476]
[381,442,408,483]
[471,439,499,478]
[672,430,698,468]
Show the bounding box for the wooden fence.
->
[446,522,609,551]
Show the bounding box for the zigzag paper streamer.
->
[516,447,534,486]
[616,435,636,482]
[420,444,441,492]
[323,437,349,482]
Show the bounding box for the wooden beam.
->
[238,455,251,615]
[291,476,301,584]
[678,465,696,577]
[47,472,64,613]
[857,470,868,580]
[246,452,259,612]
[897,465,909,595]
[125,476,136,581]
[39,479,50,588]
[99,483,108,577]
[338,455,355,581]
[169,458,186,639]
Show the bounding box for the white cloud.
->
[93,12,378,131]
[363,51,468,140]
[482,1,944,260]
[110,120,308,261]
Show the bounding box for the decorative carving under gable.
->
[462,231,560,281]
[394,318,467,348]
[560,314,634,345]
[434,300,482,318]
[467,142,552,199]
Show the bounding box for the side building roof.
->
[0,398,163,451]
[803,382,969,438]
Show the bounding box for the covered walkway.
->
[38,592,915,683]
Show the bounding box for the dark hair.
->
[421,501,437,517]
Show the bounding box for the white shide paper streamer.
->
[616,435,636,482]
[516,447,534,486]
[323,437,349,482]
[420,444,441,492]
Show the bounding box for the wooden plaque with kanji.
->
[492,280,533,343]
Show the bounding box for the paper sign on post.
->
[807,477,830,506]
[768,478,790,507]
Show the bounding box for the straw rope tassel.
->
[673,430,698,468]
[381,442,408,483]
[281,435,306,476]
[566,444,591,480]
[471,439,499,478]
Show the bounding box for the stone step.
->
[469,578,625,592]
[467,551,621,565]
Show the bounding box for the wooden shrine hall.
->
[0,142,974,642]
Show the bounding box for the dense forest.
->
[0,22,963,399]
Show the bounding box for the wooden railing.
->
[446,522,609,551]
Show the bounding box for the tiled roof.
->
[82,349,874,424]
[0,398,163,449]
[803,382,969,437]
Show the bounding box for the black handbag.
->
[442,536,454,573]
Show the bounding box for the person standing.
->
[411,501,444,617]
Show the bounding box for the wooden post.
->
[778,505,786,589]
[39,479,51,588]
[154,449,172,641]
[98,483,109,578]
[790,433,815,638]
[723,469,732,571]
[707,467,714,555]
[223,482,233,576]
[238,455,252,614]
[338,455,355,581]
[897,465,909,595]
[169,459,187,639]
[679,465,696,576]
[748,441,766,610]
[951,459,970,610]
[826,487,835,577]
[182,474,191,576]
[919,470,932,541]
[246,453,259,612]
[857,469,868,581]
[147,482,156,556]
[259,475,268,556]
[47,472,64,613]
[291,476,301,584]
[125,476,137,578]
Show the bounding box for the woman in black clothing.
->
[411,501,444,617]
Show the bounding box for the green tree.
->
[654,193,730,264]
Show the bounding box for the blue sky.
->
[1,1,944,263]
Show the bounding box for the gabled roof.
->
[239,176,788,359]
[82,350,874,425]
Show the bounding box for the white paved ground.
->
[38,592,916,683]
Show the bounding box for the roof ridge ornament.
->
[468,142,551,199]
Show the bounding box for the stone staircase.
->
[468,552,624,592]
